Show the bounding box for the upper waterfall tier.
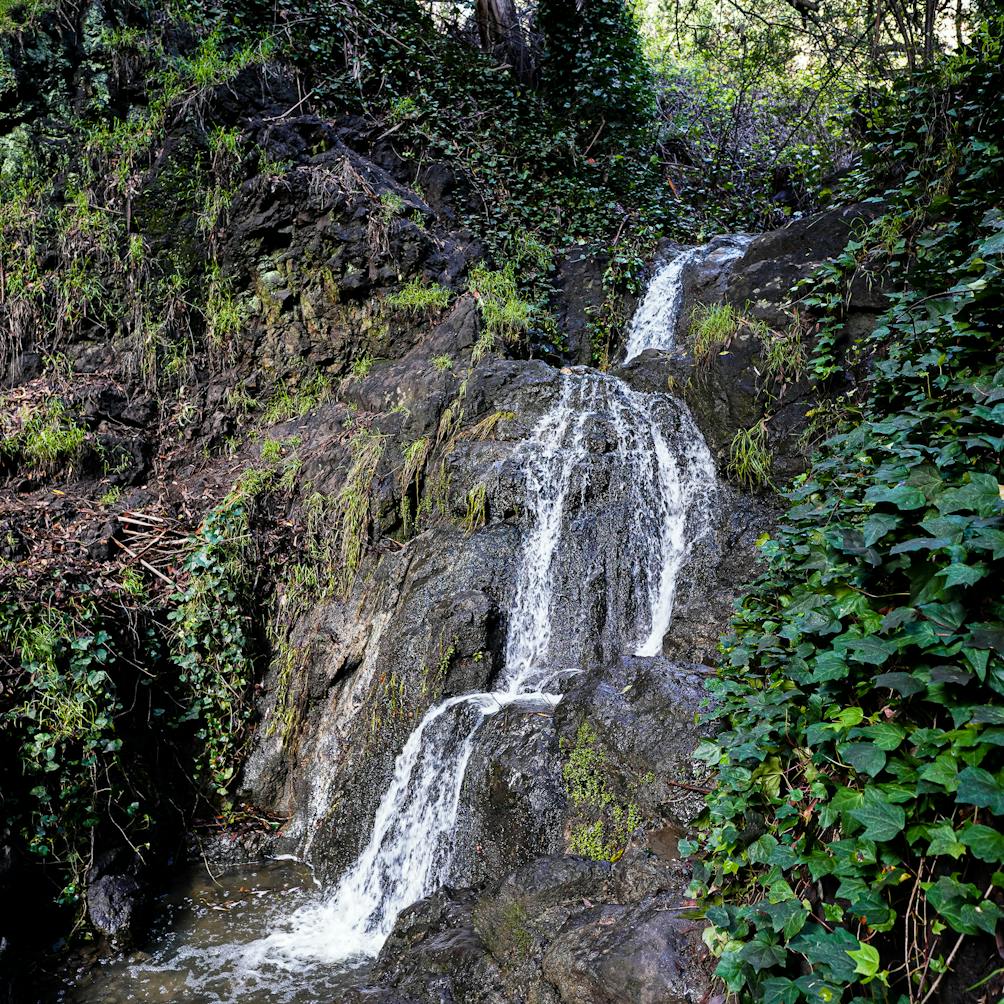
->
[622,237,752,363]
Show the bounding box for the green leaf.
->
[739,938,787,973]
[939,562,988,588]
[865,484,927,510]
[838,742,887,777]
[918,751,959,790]
[761,977,799,1004]
[926,822,967,859]
[791,925,859,983]
[862,513,899,546]
[849,788,906,841]
[961,823,1004,862]
[847,942,880,979]
[859,722,906,750]
[957,766,1004,814]
[874,672,926,696]
[845,636,897,665]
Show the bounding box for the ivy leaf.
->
[926,822,966,858]
[939,562,988,588]
[862,512,900,546]
[874,671,926,696]
[858,723,906,750]
[838,742,887,777]
[761,977,799,1004]
[693,740,722,765]
[960,823,1004,862]
[865,484,927,510]
[739,938,787,973]
[957,766,1004,814]
[847,942,880,979]
[937,473,1004,516]
[849,788,906,841]
[918,751,960,790]
[791,925,859,983]
[845,636,897,665]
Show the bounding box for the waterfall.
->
[622,246,703,363]
[136,248,720,993]
[241,370,715,973]
[622,236,752,364]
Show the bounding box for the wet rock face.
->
[454,707,567,887]
[555,657,715,827]
[351,851,709,1004]
[540,898,703,1004]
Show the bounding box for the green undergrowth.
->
[1,398,88,471]
[386,278,451,314]
[0,492,268,915]
[690,28,1004,1003]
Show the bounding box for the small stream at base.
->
[71,242,724,1004]
[69,860,361,1003]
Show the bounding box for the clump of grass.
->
[350,355,375,379]
[176,30,271,89]
[469,262,532,362]
[120,567,145,598]
[99,485,123,506]
[225,386,257,416]
[399,436,431,535]
[689,302,738,364]
[260,437,283,463]
[333,430,386,592]
[2,399,87,469]
[225,464,276,505]
[432,354,453,371]
[378,191,405,222]
[728,421,774,492]
[436,377,468,447]
[459,409,516,443]
[263,372,331,425]
[205,266,247,349]
[387,95,419,123]
[759,322,806,387]
[463,483,487,535]
[387,279,452,314]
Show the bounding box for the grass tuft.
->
[728,420,774,491]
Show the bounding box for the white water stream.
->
[77,247,719,1003]
[622,237,752,363]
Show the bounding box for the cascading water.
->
[241,369,715,970]
[622,236,752,364]
[622,245,703,363]
[77,245,719,1004]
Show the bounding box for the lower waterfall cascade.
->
[74,248,722,1002]
[237,368,717,976]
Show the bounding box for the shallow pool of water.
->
[70,860,371,1004]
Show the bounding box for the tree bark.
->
[475,0,532,83]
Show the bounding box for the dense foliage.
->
[690,24,1004,1002]
[0,499,264,911]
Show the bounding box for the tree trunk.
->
[475,0,532,83]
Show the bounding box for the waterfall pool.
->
[69,859,369,1003]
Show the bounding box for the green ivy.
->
[690,24,1004,1003]
[168,502,258,806]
